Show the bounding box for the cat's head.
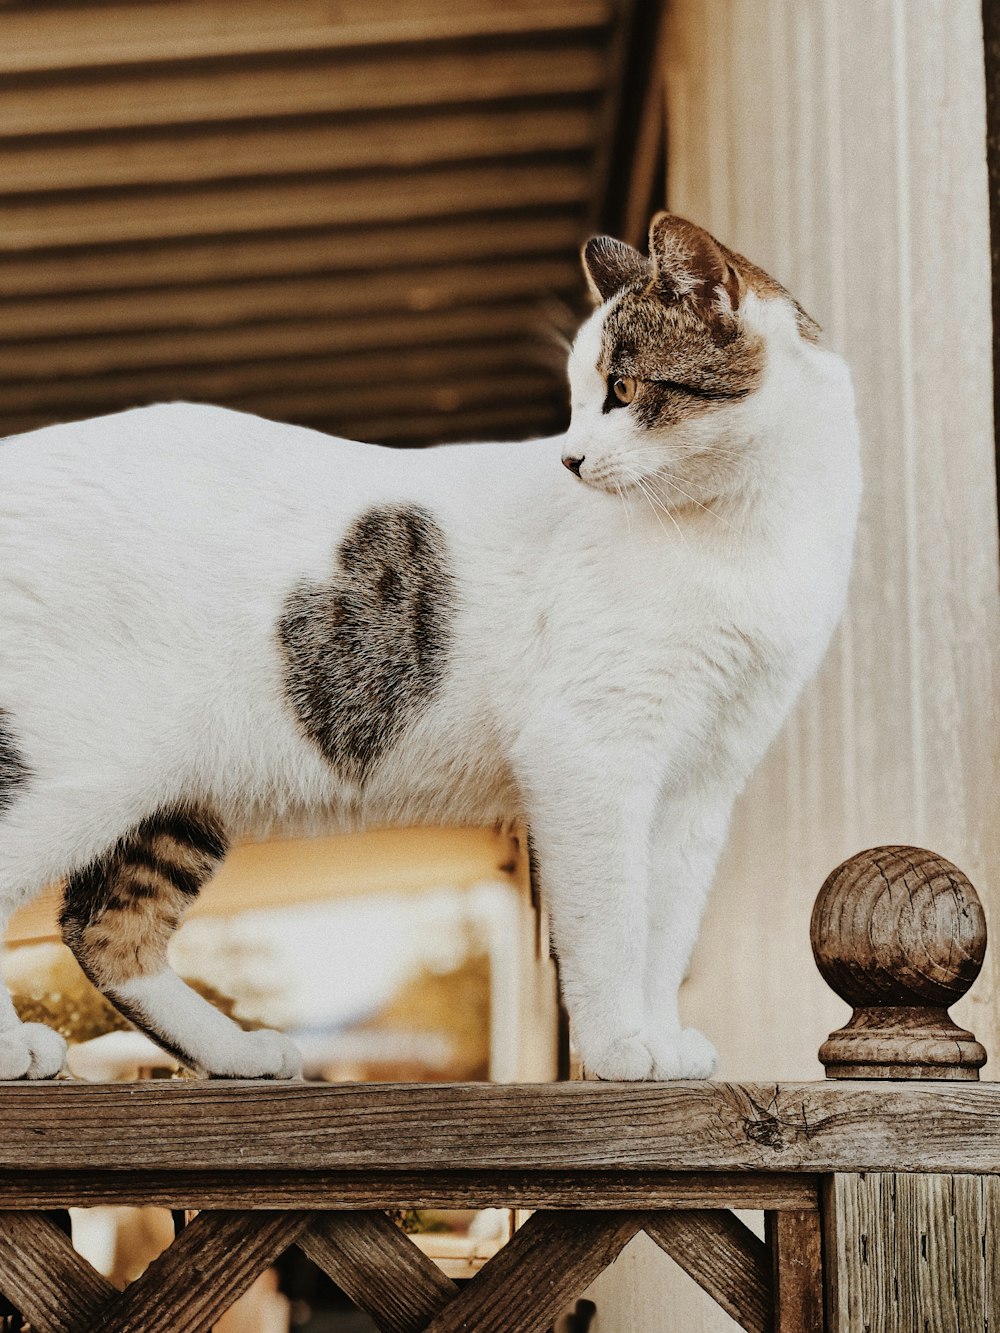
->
[563,212,822,506]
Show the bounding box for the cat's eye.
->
[611,376,636,405]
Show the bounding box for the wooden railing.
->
[0,845,997,1332]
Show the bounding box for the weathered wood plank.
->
[824,1173,996,1332]
[1,105,596,197]
[423,1210,647,1333]
[0,212,582,300]
[766,1209,825,1333]
[0,1081,996,1175]
[0,343,559,416]
[0,254,579,339]
[90,1210,310,1333]
[0,1211,117,1333]
[0,1169,820,1212]
[299,1212,456,1333]
[0,45,606,139]
[0,162,590,254]
[0,305,554,379]
[645,1210,770,1333]
[0,0,610,75]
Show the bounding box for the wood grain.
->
[0,1081,997,1175]
[645,1210,770,1333]
[824,1173,998,1332]
[811,846,987,1079]
[1,105,597,196]
[0,1169,820,1211]
[0,1,610,75]
[0,213,583,300]
[0,1211,117,1333]
[423,1210,647,1333]
[0,44,607,138]
[89,1210,311,1333]
[298,1212,457,1333]
[766,1209,825,1333]
[0,256,579,340]
[0,171,589,259]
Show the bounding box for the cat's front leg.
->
[641,796,731,1079]
[527,763,660,1080]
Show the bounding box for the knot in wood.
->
[810,846,988,1080]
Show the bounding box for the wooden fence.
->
[0,844,997,1332]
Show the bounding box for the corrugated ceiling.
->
[0,0,634,446]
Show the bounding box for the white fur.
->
[0,288,860,1080]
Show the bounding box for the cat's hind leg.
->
[60,806,301,1078]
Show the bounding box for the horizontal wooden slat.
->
[0,304,570,378]
[0,341,561,414]
[0,255,579,340]
[0,43,607,138]
[0,374,562,437]
[0,212,585,298]
[1,105,597,197]
[0,1169,820,1211]
[0,1082,996,1174]
[0,161,590,252]
[0,0,611,76]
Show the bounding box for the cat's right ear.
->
[581,236,652,304]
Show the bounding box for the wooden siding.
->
[0,0,630,445]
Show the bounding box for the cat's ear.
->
[581,236,652,303]
[647,212,743,316]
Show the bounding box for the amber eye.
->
[611,376,636,405]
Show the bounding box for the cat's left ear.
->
[581,236,652,303]
[647,212,743,317]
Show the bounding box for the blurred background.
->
[2,1,1000,1331]
[0,0,662,445]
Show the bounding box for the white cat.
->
[0,213,860,1082]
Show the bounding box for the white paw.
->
[583,1033,656,1081]
[210,1029,303,1080]
[646,1027,718,1080]
[0,1022,67,1080]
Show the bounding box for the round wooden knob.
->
[811,846,987,1079]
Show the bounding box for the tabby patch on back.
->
[278,504,454,784]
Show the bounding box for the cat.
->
[0,213,861,1082]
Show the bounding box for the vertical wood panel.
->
[591,1,997,1328]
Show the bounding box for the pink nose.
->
[563,455,584,476]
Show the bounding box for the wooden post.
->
[813,845,995,1332]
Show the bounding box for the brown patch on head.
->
[591,212,822,430]
[599,285,766,431]
[60,807,227,989]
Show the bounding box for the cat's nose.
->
[562,455,585,476]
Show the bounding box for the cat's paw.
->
[210,1029,303,1080]
[0,1022,67,1080]
[583,1033,657,1081]
[646,1027,717,1080]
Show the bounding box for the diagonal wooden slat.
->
[89,1209,312,1333]
[645,1209,771,1333]
[0,1211,118,1333]
[299,1211,457,1333]
[423,1210,648,1333]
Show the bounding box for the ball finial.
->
[811,846,987,1079]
